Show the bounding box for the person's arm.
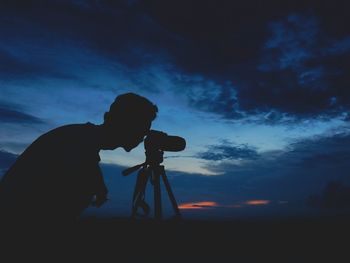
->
[92,165,108,207]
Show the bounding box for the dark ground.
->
[2,216,349,262]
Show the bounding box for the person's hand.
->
[92,193,108,207]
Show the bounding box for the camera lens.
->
[160,135,186,151]
[145,130,186,152]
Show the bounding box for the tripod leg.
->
[153,170,162,220]
[160,167,181,218]
[131,195,139,218]
[131,168,150,218]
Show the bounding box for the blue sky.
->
[1,0,350,219]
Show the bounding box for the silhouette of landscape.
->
[2,214,349,262]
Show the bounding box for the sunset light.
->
[179,200,272,210]
[178,201,219,209]
[244,200,271,206]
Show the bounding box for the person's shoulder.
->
[46,122,96,135]
[32,123,97,147]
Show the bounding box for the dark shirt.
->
[0,122,107,223]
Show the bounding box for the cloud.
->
[197,140,259,161]
[165,15,350,125]
[144,1,350,72]
[168,12,350,123]
[173,76,242,119]
[0,1,175,84]
[0,103,45,124]
[260,14,319,71]
[143,0,302,74]
[243,14,350,120]
[286,132,350,168]
[307,181,350,209]
[0,47,80,81]
[2,1,350,125]
[199,132,350,205]
[0,49,38,76]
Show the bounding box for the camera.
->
[144,130,186,152]
[122,130,186,176]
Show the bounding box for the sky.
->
[1,0,350,220]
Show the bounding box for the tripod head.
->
[122,130,186,176]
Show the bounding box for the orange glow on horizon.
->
[178,200,271,210]
[227,204,243,208]
[244,200,271,206]
[178,201,219,209]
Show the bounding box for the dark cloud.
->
[144,0,308,72]
[197,141,259,161]
[144,0,350,71]
[196,132,350,208]
[307,181,350,209]
[174,77,242,119]
[0,0,176,68]
[190,13,350,122]
[2,0,350,123]
[145,1,350,122]
[0,103,45,124]
[287,132,350,168]
[0,48,79,80]
[243,14,350,119]
[0,49,38,76]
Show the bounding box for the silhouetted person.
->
[0,93,158,225]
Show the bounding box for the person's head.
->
[101,93,158,151]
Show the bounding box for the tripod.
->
[122,149,181,220]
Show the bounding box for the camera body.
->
[144,130,186,152]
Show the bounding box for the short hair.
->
[103,93,158,126]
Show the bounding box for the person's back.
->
[0,123,104,224]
